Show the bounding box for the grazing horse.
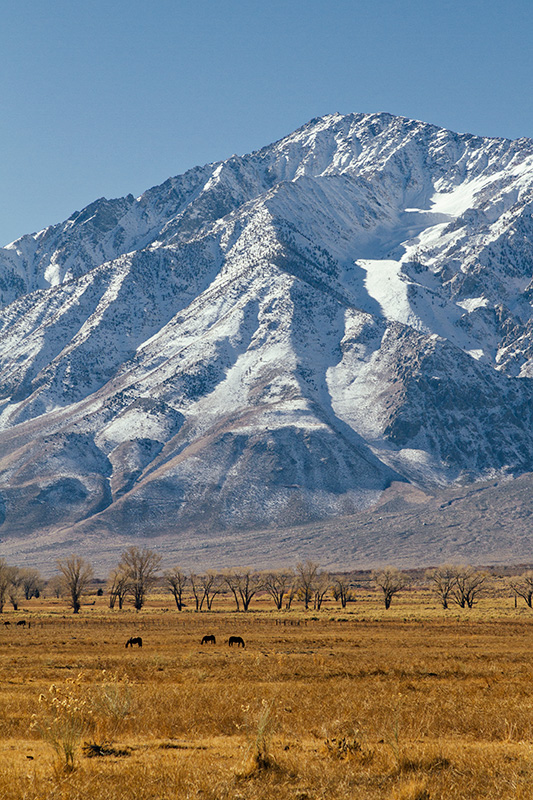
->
[16,620,26,627]
[125,636,143,648]
[228,635,245,648]
[201,634,216,645]
[3,621,10,626]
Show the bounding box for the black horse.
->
[228,635,245,648]
[201,634,216,645]
[125,636,143,648]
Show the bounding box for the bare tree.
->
[46,574,64,599]
[372,567,409,609]
[240,571,263,611]
[189,573,203,612]
[332,574,355,608]
[508,571,533,608]
[57,556,94,614]
[451,566,486,609]
[285,580,298,610]
[262,570,294,610]
[165,568,188,610]
[297,560,320,611]
[8,567,22,610]
[20,568,44,600]
[108,568,130,610]
[0,559,12,613]
[313,571,331,611]
[428,565,458,609]
[119,547,162,611]
[224,570,262,612]
[189,572,220,612]
[223,572,242,611]
[199,572,221,611]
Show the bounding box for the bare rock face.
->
[1,112,533,561]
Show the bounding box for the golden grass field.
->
[1,585,533,800]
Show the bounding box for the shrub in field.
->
[31,675,92,772]
[324,735,363,759]
[91,670,134,741]
[392,778,431,800]
[238,698,278,776]
[252,699,275,770]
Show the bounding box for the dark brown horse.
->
[228,635,245,648]
[125,636,143,648]
[201,634,216,645]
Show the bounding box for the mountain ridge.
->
[0,111,532,567]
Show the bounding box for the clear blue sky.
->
[1,0,532,245]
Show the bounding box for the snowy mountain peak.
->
[0,112,532,556]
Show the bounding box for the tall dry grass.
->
[0,589,532,797]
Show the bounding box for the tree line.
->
[1,549,533,614]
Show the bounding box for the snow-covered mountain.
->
[1,112,533,563]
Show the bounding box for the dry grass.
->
[0,589,533,798]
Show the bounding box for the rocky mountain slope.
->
[0,112,532,566]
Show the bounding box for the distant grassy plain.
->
[1,585,533,800]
